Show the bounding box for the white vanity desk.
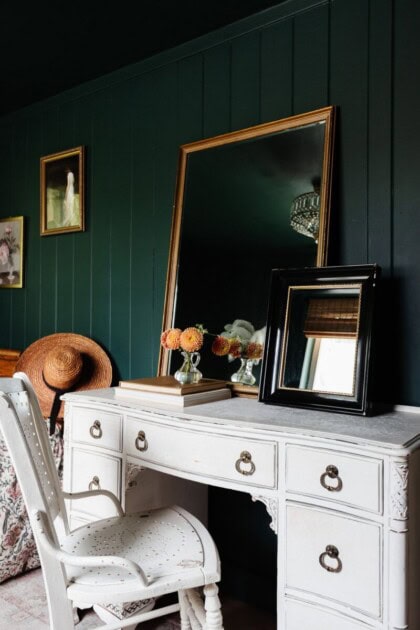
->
[62,389,420,629]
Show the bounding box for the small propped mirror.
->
[260,265,379,415]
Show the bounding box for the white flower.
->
[222,319,255,342]
[250,326,266,345]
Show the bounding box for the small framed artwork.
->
[40,146,85,235]
[259,265,379,415]
[0,216,24,288]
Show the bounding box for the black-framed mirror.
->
[259,265,379,415]
[159,107,336,397]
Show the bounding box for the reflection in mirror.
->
[280,286,361,395]
[159,107,335,395]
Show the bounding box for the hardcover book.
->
[118,375,228,395]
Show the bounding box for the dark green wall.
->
[1,0,420,613]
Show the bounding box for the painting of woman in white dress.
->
[40,146,85,235]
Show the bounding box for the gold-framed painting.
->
[40,146,85,235]
[0,216,24,288]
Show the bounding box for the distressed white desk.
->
[63,389,420,629]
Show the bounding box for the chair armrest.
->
[32,511,148,586]
[62,489,124,516]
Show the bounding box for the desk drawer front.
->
[286,504,381,618]
[70,448,121,518]
[286,445,382,514]
[70,407,122,452]
[285,599,370,630]
[125,416,277,488]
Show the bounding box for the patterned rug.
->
[0,568,180,629]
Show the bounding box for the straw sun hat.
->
[15,333,113,431]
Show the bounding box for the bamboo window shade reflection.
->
[303,297,359,339]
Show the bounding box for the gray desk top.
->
[63,388,420,451]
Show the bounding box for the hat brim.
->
[15,333,113,419]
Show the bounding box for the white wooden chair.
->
[0,373,223,630]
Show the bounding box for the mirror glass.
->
[280,286,361,396]
[159,107,335,395]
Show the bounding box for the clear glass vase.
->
[174,351,203,385]
[7,257,15,282]
[230,358,256,386]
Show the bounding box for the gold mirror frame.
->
[158,106,336,397]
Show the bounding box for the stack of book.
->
[114,375,231,407]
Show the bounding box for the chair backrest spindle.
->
[0,374,69,539]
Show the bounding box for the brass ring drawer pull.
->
[135,430,148,452]
[235,450,256,476]
[319,545,342,573]
[320,465,343,492]
[89,420,103,439]
[88,476,101,491]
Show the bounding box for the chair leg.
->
[203,583,223,629]
[179,590,192,629]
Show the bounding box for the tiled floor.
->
[0,568,276,629]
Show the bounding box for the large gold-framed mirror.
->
[159,106,336,397]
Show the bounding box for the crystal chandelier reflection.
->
[290,189,320,242]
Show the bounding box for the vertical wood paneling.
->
[56,101,77,333]
[293,4,329,113]
[393,0,420,405]
[367,0,393,273]
[90,91,113,350]
[130,74,155,378]
[39,237,57,336]
[261,20,294,122]
[203,44,231,137]
[330,0,369,265]
[231,32,261,128]
[73,96,94,338]
[0,126,13,347]
[109,82,132,380]
[366,0,394,405]
[39,106,60,337]
[152,66,179,374]
[23,112,43,347]
[8,120,27,349]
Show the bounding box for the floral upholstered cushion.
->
[0,424,63,583]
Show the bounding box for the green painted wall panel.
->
[129,75,156,378]
[330,0,369,265]
[90,91,113,351]
[152,67,180,375]
[293,3,329,113]
[72,96,94,338]
[108,82,133,380]
[261,20,293,122]
[231,31,262,128]
[393,0,420,406]
[203,44,231,138]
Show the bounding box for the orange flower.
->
[246,342,263,360]
[212,335,231,356]
[161,328,182,350]
[180,327,203,352]
[228,338,242,358]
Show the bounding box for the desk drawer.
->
[125,416,277,489]
[285,599,371,630]
[70,406,122,452]
[69,448,122,519]
[285,445,382,514]
[286,504,382,618]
